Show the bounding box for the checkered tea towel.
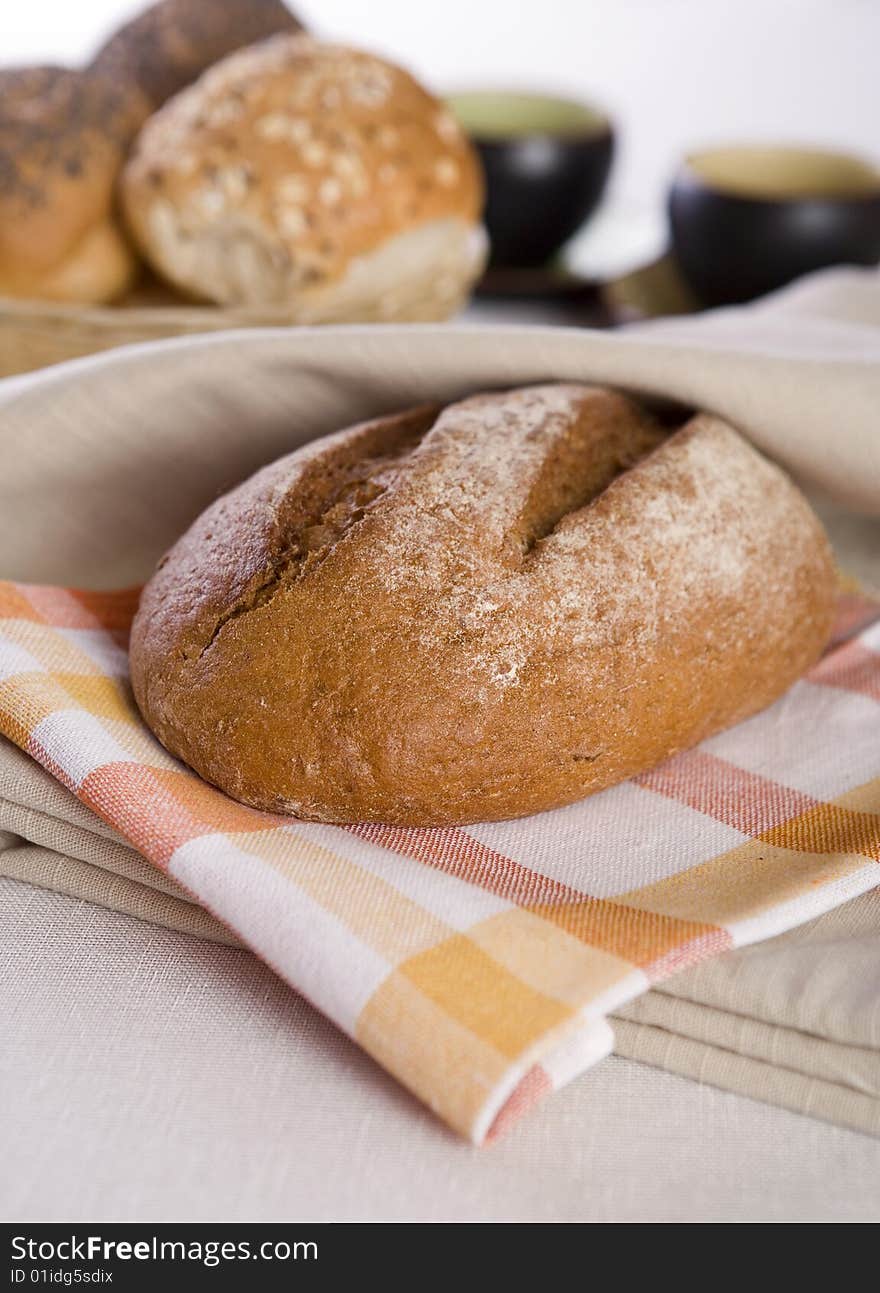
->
[0,580,877,1143]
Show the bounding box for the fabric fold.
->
[0,843,240,946]
[612,1018,880,1137]
[1,269,879,596]
[617,989,880,1093]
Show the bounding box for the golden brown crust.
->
[0,65,143,301]
[120,35,485,308]
[90,0,304,111]
[130,384,837,826]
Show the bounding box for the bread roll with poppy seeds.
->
[90,0,304,116]
[0,66,144,302]
[130,384,836,826]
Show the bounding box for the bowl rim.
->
[676,143,880,203]
[445,88,613,143]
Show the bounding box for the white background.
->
[4,0,879,210]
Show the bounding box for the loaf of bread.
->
[0,66,145,302]
[90,0,303,116]
[120,35,486,319]
[130,385,835,826]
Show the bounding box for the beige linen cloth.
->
[1,265,879,1135]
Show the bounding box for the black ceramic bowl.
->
[670,144,880,307]
[447,91,614,268]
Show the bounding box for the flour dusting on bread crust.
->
[130,384,836,826]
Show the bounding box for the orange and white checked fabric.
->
[0,579,878,1144]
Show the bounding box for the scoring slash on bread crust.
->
[130,384,836,827]
[120,34,486,318]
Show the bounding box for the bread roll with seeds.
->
[120,35,486,319]
[130,385,836,827]
[0,66,144,302]
[90,0,304,118]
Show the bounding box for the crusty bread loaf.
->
[90,0,303,115]
[130,384,836,826]
[120,35,486,318]
[0,66,144,302]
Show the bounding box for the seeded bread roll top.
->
[120,35,486,317]
[90,0,304,115]
[0,65,144,301]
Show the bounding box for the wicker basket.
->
[0,251,694,379]
[0,268,481,378]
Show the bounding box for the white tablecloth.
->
[3,877,880,1222]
